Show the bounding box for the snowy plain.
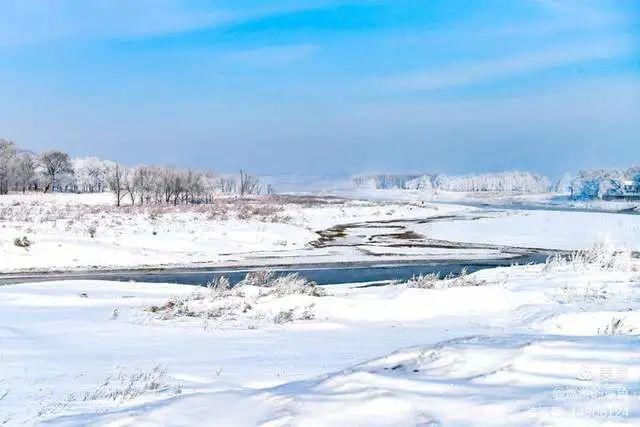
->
[0,193,469,274]
[2,255,640,425]
[3,191,640,426]
[411,209,640,251]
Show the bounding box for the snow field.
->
[2,246,640,425]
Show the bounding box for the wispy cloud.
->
[383,38,634,92]
[226,44,318,67]
[0,0,360,48]
[0,0,236,47]
[531,0,626,25]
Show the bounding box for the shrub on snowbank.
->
[405,268,486,289]
[544,241,635,272]
[147,270,325,325]
[13,236,32,248]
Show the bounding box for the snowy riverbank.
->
[0,193,466,274]
[2,247,640,425]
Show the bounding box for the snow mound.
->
[260,335,640,426]
[540,311,640,336]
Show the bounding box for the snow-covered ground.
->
[4,192,640,426]
[323,188,640,251]
[330,187,640,213]
[2,248,640,425]
[0,193,466,274]
[411,209,640,251]
[4,192,639,275]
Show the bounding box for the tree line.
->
[354,171,551,193]
[568,167,640,200]
[0,138,269,205]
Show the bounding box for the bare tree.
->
[220,177,236,194]
[132,166,155,204]
[3,139,274,206]
[40,150,73,193]
[14,152,36,193]
[108,164,129,207]
[239,170,262,196]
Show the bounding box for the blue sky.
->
[0,0,638,179]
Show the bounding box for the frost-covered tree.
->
[0,139,17,194]
[1,139,263,203]
[555,173,573,194]
[219,177,237,194]
[569,167,640,200]
[239,170,262,196]
[404,175,434,191]
[353,174,424,190]
[40,150,74,193]
[14,152,37,193]
[72,157,112,193]
[353,172,550,193]
[432,171,550,193]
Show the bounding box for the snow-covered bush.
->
[544,241,634,272]
[405,268,485,289]
[147,270,325,325]
[405,273,441,289]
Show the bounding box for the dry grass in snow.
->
[544,240,636,273]
[0,192,449,273]
[147,270,326,325]
[404,267,487,289]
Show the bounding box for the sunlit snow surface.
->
[2,262,640,425]
[3,192,640,425]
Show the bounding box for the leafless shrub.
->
[274,304,316,324]
[405,273,441,289]
[228,199,287,221]
[148,208,163,221]
[206,275,232,297]
[239,269,275,287]
[13,236,32,248]
[68,365,181,403]
[207,203,229,220]
[405,268,485,289]
[269,195,347,207]
[274,309,295,324]
[555,283,609,304]
[597,317,637,336]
